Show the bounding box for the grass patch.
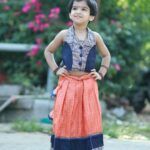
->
[12,118,150,140]
[12,120,52,134]
[103,119,150,140]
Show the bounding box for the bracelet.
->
[101,65,109,70]
[98,72,104,79]
[53,67,59,75]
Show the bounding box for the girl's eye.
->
[82,8,87,11]
[72,7,77,10]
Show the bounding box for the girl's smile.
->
[69,1,94,25]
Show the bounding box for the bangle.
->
[98,72,104,79]
[101,65,109,70]
[53,67,59,75]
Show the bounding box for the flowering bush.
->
[0,0,149,98]
[0,0,69,87]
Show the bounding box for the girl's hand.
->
[56,65,68,76]
[90,69,102,80]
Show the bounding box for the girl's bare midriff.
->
[67,70,89,77]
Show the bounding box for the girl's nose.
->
[76,8,81,14]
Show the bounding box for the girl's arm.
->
[44,30,67,72]
[94,32,111,78]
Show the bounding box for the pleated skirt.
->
[48,74,104,150]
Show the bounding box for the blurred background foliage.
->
[0,0,149,102]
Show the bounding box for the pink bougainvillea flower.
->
[50,7,60,14]
[55,7,61,13]
[28,21,35,29]
[48,13,58,19]
[49,7,61,19]
[36,14,45,19]
[30,0,41,13]
[39,24,44,32]
[113,64,121,71]
[22,2,32,13]
[3,5,10,11]
[36,60,42,66]
[35,17,40,24]
[34,1,41,13]
[33,26,39,32]
[26,45,40,57]
[66,21,73,26]
[48,13,54,18]
[37,23,49,32]
[35,14,46,24]
[43,23,49,28]
[35,38,43,45]
[30,0,37,3]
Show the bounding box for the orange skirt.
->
[49,74,104,150]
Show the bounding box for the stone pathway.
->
[0,132,50,150]
[0,132,150,150]
[104,138,150,150]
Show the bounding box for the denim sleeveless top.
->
[61,26,97,72]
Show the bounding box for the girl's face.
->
[69,1,94,25]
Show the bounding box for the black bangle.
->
[53,67,59,75]
[98,72,104,79]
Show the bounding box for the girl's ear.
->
[89,16,95,22]
[69,13,72,20]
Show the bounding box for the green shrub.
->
[0,0,149,98]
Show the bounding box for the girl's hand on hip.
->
[56,65,68,76]
[90,69,102,80]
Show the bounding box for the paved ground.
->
[104,138,150,150]
[0,132,150,150]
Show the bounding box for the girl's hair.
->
[68,0,98,16]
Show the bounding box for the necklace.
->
[73,29,88,47]
[73,26,88,44]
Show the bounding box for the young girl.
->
[44,0,111,149]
